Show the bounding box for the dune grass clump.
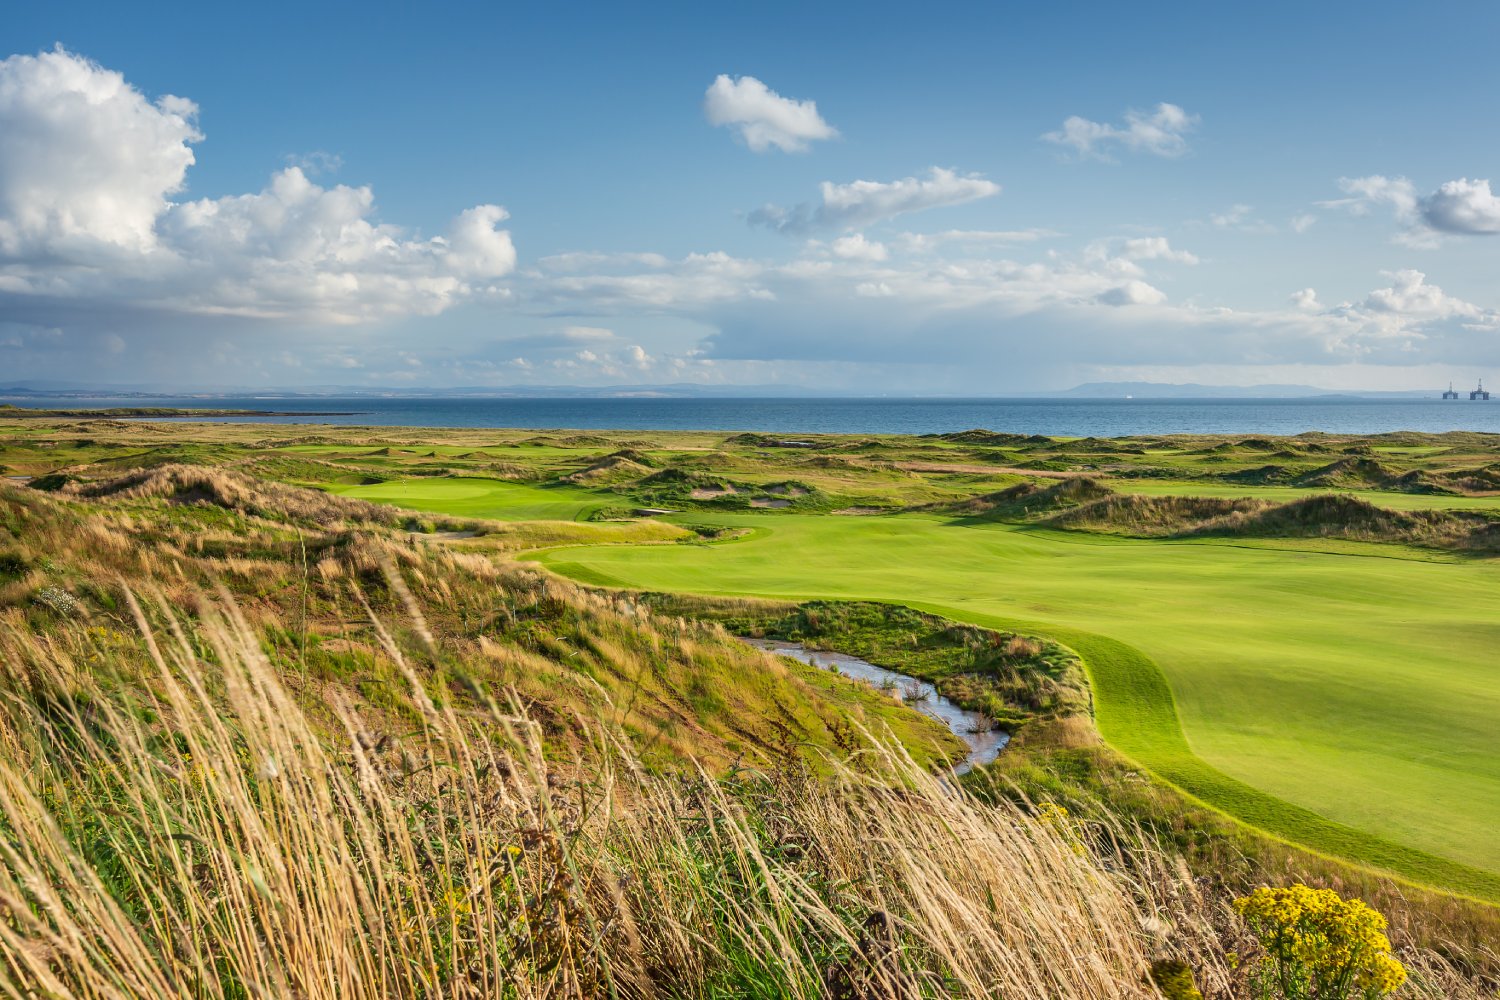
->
[64,463,407,527]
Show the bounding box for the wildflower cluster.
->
[1233,885,1406,999]
[32,585,82,618]
[1034,801,1086,856]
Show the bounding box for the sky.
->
[3,0,1500,393]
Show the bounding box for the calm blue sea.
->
[7,395,1500,438]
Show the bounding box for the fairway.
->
[530,511,1500,899]
[331,477,609,521]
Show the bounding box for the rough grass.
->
[1025,484,1500,553]
[9,425,1500,918]
[0,590,1256,999]
[561,453,655,485]
[0,479,959,773]
[64,463,407,527]
[938,476,1116,518]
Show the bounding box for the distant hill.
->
[0,381,873,400]
[1055,381,1434,399]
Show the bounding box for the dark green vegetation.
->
[650,596,1089,729]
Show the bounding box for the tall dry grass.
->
[0,585,1241,999]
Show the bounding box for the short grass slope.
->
[332,476,611,522]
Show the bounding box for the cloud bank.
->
[3,48,1497,392]
[0,47,515,326]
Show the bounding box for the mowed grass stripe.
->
[899,602,1500,903]
[331,477,609,521]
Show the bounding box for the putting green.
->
[331,477,608,521]
[531,512,1500,900]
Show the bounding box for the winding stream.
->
[741,638,1010,773]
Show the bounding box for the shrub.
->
[1233,885,1406,999]
[1149,958,1204,999]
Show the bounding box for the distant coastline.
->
[6,395,1500,437]
[0,405,359,419]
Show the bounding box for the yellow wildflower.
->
[1233,885,1406,999]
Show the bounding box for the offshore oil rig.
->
[1445,380,1490,400]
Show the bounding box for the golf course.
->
[522,508,1500,899]
[8,414,1500,903]
[323,465,1500,901]
[328,466,1500,899]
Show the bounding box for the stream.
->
[740,638,1010,773]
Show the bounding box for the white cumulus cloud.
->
[0,47,200,256]
[703,74,837,153]
[1321,174,1500,243]
[1420,178,1500,234]
[1357,269,1483,322]
[1291,288,1320,310]
[1043,102,1197,160]
[0,48,515,327]
[750,167,1000,235]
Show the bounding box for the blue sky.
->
[4,1,1500,391]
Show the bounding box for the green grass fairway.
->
[331,477,609,521]
[531,512,1500,900]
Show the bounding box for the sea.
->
[9,395,1500,438]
